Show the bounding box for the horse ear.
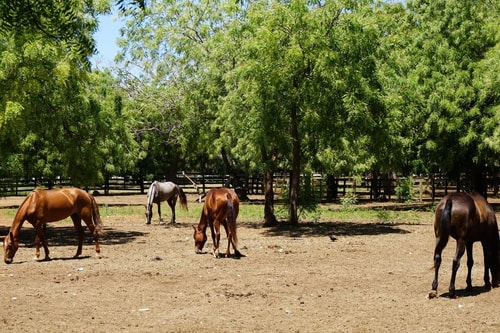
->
[9,231,14,242]
[192,225,197,231]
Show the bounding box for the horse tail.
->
[226,193,239,251]
[91,195,106,236]
[178,186,188,211]
[440,198,452,237]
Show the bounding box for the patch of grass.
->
[0,202,433,227]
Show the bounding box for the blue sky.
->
[92,12,123,67]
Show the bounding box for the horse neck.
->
[146,185,157,207]
[197,213,209,231]
[8,198,30,239]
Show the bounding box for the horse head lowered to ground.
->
[145,181,188,225]
[430,192,500,298]
[3,188,105,264]
[193,188,241,258]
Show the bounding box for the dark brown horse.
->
[192,188,241,258]
[3,188,105,264]
[430,192,500,298]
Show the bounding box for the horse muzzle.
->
[4,258,13,264]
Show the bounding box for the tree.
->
[115,0,387,224]
[0,0,139,186]
[218,0,384,223]
[379,0,500,195]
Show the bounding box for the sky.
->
[91,12,123,68]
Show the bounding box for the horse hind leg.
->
[167,197,177,224]
[481,240,493,290]
[465,242,474,292]
[220,222,231,258]
[430,235,449,298]
[449,240,466,298]
[226,222,241,258]
[71,215,85,258]
[157,203,163,223]
[211,221,220,258]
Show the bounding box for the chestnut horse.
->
[145,181,188,224]
[3,188,105,264]
[193,188,241,258]
[430,192,500,298]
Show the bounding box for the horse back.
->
[147,181,177,203]
[204,188,239,221]
[469,192,499,240]
[469,192,497,226]
[30,188,92,223]
[435,192,476,240]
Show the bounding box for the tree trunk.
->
[261,145,278,226]
[263,170,278,226]
[471,164,487,198]
[289,104,300,224]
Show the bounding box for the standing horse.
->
[145,181,188,225]
[193,188,241,258]
[430,192,500,298]
[3,188,105,264]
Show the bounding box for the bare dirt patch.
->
[1,194,500,332]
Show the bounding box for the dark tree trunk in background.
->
[289,104,300,225]
[263,170,278,226]
[471,164,487,198]
[261,145,278,226]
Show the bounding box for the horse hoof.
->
[428,291,438,299]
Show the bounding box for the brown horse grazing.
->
[430,192,500,298]
[3,188,105,264]
[193,188,241,258]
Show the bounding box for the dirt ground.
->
[1,194,499,332]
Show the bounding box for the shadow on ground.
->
[439,285,494,299]
[0,225,145,248]
[259,221,411,238]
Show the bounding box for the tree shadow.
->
[260,221,411,238]
[0,225,145,248]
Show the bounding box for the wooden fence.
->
[1,173,498,202]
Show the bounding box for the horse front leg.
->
[449,240,466,298]
[211,221,220,258]
[465,242,474,291]
[34,223,50,261]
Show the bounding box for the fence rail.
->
[1,173,498,202]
